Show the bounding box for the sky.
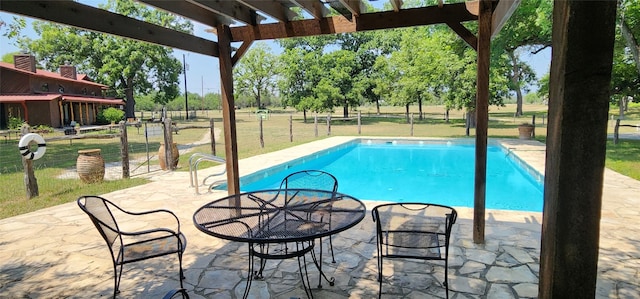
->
[0,6,551,96]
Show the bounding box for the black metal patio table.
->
[193,188,366,299]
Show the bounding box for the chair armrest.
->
[114,205,182,233]
[120,227,181,237]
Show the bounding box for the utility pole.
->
[183,54,189,119]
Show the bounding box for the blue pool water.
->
[239,140,544,212]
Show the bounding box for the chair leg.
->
[178,251,185,288]
[114,263,123,299]
[376,243,383,299]
[444,260,449,299]
[328,236,336,263]
[377,257,383,299]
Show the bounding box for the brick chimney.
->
[59,63,77,80]
[13,54,36,73]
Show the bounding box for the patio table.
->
[193,188,366,299]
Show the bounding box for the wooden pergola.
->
[0,1,618,297]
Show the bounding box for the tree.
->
[16,0,191,119]
[619,0,640,77]
[234,43,278,109]
[492,0,552,116]
[611,0,640,118]
[278,43,328,121]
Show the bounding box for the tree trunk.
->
[508,51,524,116]
[124,77,135,119]
[303,109,307,123]
[467,109,477,128]
[418,98,423,120]
[343,104,349,118]
[405,104,410,123]
[376,99,380,115]
[445,109,450,123]
[619,97,625,119]
[256,88,262,109]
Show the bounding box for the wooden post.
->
[259,116,264,148]
[357,111,361,134]
[326,114,331,136]
[473,0,492,244]
[22,158,38,199]
[410,113,414,136]
[613,118,620,145]
[210,118,216,155]
[144,122,150,172]
[289,114,293,142]
[465,111,471,136]
[532,115,536,138]
[539,1,617,298]
[218,24,240,195]
[163,117,175,170]
[314,114,318,137]
[119,121,130,179]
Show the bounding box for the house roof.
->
[0,94,124,105]
[62,95,124,105]
[0,94,61,103]
[0,61,107,88]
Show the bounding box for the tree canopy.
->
[14,0,192,118]
[234,42,279,109]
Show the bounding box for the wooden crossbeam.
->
[229,3,477,42]
[1,0,219,57]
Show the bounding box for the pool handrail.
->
[188,153,226,194]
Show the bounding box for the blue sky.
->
[1,7,550,96]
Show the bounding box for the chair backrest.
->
[279,170,338,193]
[372,203,457,256]
[77,195,122,250]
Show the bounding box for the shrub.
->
[7,116,26,129]
[101,107,124,124]
[33,124,54,133]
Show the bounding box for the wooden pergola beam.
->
[289,0,329,19]
[229,3,477,42]
[139,0,228,27]
[337,0,361,16]
[447,22,478,51]
[473,0,492,244]
[539,1,617,297]
[217,24,241,195]
[187,0,256,25]
[0,0,219,57]
[239,0,293,23]
[391,0,403,12]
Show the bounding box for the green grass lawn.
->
[1,103,638,219]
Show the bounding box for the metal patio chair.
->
[280,170,339,263]
[77,195,187,298]
[372,203,457,299]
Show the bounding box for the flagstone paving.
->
[1,137,638,298]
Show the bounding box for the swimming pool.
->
[237,139,544,212]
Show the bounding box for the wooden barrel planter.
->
[518,124,534,140]
[158,142,179,170]
[77,149,105,183]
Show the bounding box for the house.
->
[0,54,124,129]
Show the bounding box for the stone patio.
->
[0,137,638,298]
